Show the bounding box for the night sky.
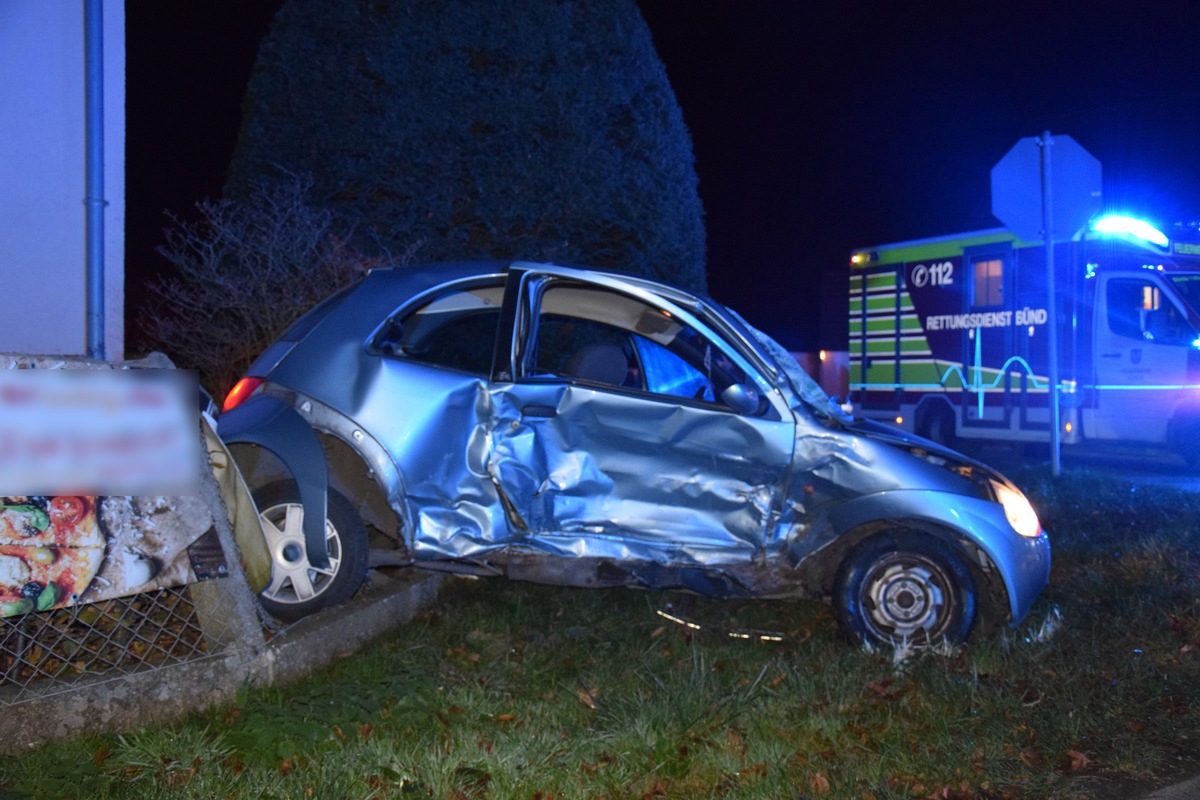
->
[125,1,1200,353]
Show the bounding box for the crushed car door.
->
[487,272,796,566]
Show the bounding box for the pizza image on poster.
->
[0,496,106,616]
[0,494,224,618]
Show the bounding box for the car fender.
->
[217,394,330,568]
[825,489,1051,627]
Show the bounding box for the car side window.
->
[371,282,505,375]
[1107,278,1193,344]
[525,282,757,411]
[531,316,642,388]
[633,335,721,401]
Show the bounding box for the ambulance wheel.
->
[1178,421,1200,470]
[835,531,976,647]
[253,482,370,621]
[922,405,958,449]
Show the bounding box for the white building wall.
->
[0,1,125,358]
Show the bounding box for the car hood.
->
[842,416,961,459]
[834,415,1018,493]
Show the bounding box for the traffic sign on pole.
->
[990,134,1102,477]
[991,134,1101,241]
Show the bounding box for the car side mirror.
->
[721,382,760,415]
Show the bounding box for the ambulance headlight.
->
[991,480,1042,538]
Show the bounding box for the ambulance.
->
[848,215,1200,466]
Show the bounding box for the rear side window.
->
[971,257,1004,307]
[371,282,505,375]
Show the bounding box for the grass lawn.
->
[2,466,1199,799]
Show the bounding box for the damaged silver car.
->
[218,261,1050,645]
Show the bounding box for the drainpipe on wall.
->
[84,0,105,360]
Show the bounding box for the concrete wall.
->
[0,1,125,358]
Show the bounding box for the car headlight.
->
[991,480,1042,538]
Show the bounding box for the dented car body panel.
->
[489,379,794,560]
[220,261,1050,632]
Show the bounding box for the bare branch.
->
[141,176,400,397]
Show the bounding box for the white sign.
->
[0,370,198,495]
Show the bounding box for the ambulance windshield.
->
[1167,273,1200,317]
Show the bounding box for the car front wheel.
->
[834,531,976,647]
[252,481,369,622]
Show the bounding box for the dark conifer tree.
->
[226,0,706,290]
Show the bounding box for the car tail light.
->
[222,377,264,413]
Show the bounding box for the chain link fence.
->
[0,581,246,705]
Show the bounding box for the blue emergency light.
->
[1091,214,1169,247]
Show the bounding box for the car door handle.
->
[521,405,557,418]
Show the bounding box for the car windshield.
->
[721,308,850,422]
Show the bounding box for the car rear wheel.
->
[252,481,369,622]
[835,531,976,647]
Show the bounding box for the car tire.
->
[252,481,369,622]
[834,531,976,647]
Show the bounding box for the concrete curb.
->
[256,568,443,687]
[2,569,442,752]
[1144,776,1200,799]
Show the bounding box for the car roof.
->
[361,260,514,295]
